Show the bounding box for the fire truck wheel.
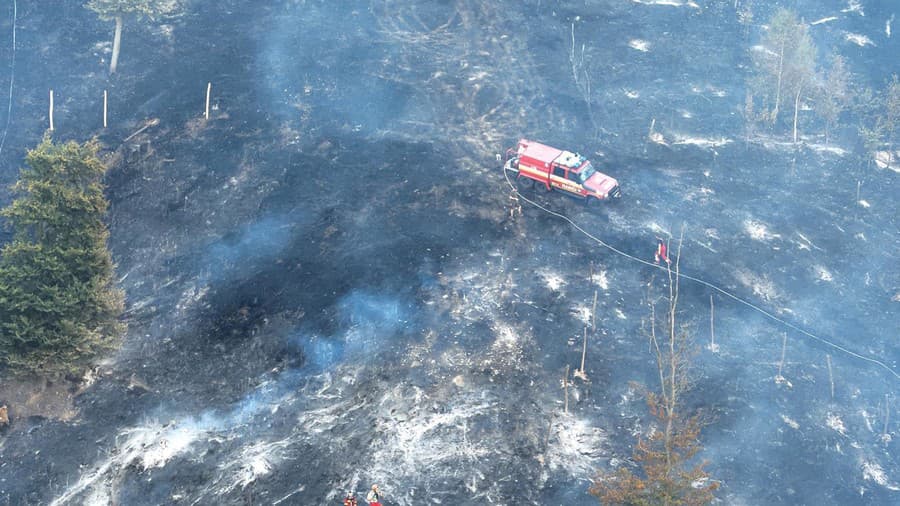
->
[516,176,534,190]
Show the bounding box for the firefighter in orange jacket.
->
[343,491,358,506]
[655,237,670,265]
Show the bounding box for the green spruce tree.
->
[0,136,124,375]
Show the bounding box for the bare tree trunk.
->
[110,16,123,74]
[888,124,895,166]
[580,326,587,372]
[793,83,803,144]
[662,230,683,500]
[570,23,579,86]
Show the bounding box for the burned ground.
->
[0,0,898,504]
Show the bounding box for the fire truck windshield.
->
[575,163,596,183]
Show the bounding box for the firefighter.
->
[654,236,670,265]
[343,491,358,506]
[366,484,382,506]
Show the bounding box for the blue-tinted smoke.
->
[198,214,298,284]
[304,336,344,370]
[256,1,410,132]
[339,291,408,356]
[296,291,410,371]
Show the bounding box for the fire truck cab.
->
[504,139,620,201]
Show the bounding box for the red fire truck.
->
[504,139,620,202]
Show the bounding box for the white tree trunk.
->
[110,16,123,74]
[793,84,803,144]
[773,38,785,124]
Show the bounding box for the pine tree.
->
[787,24,816,144]
[0,136,124,375]
[884,75,900,159]
[749,8,818,141]
[86,0,181,74]
[817,54,851,145]
[857,75,900,166]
